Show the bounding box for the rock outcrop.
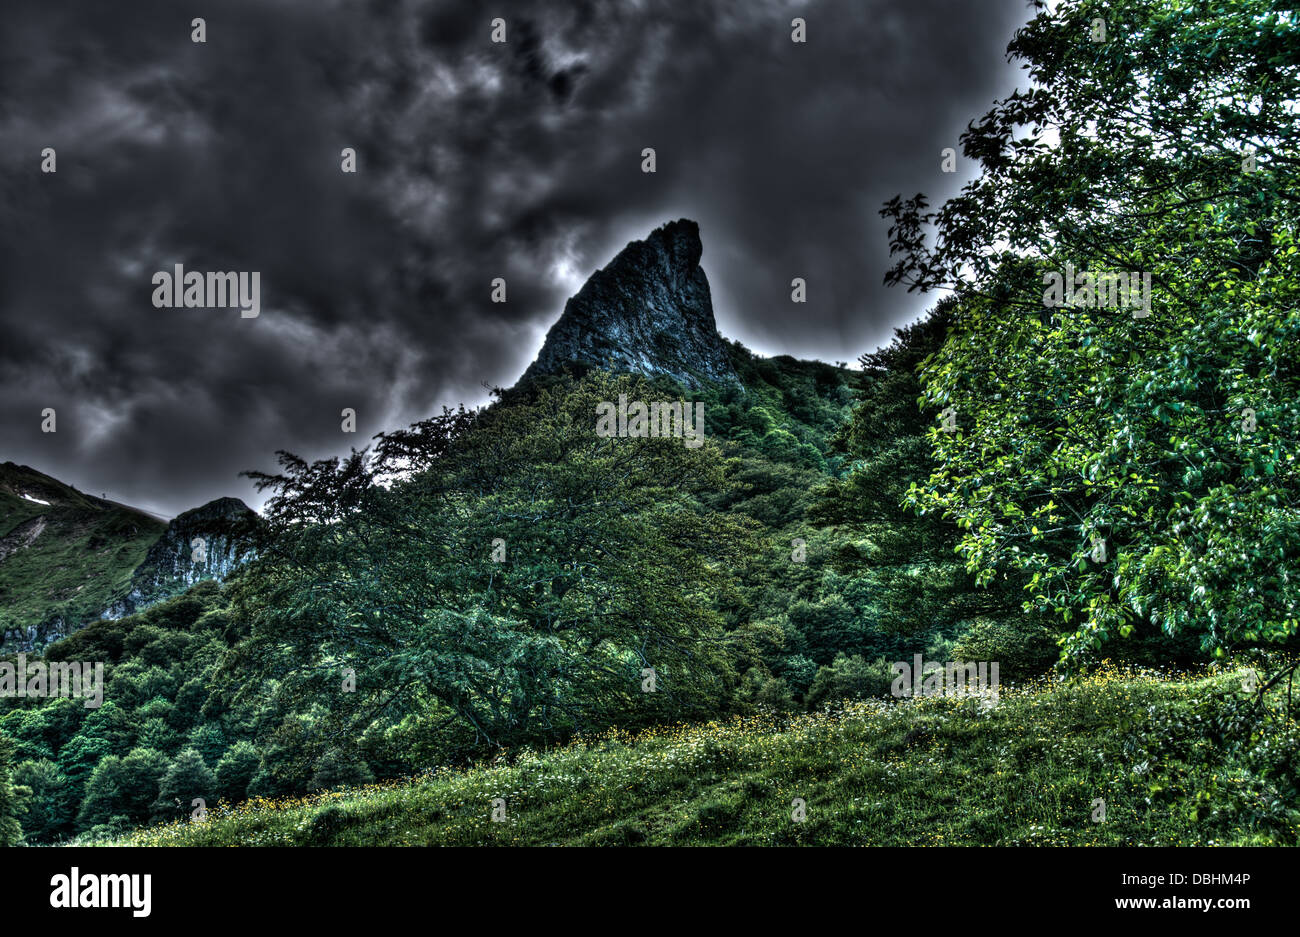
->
[98,496,256,621]
[520,219,740,389]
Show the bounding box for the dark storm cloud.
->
[0,0,1028,516]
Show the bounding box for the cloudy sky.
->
[1,0,1031,517]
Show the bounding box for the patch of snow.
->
[21,493,50,506]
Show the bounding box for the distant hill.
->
[0,462,166,650]
[0,462,253,651]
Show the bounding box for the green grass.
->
[102,664,1300,846]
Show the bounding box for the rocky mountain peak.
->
[520,219,739,389]
[99,496,257,621]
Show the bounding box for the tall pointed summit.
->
[520,219,739,389]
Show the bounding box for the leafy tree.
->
[136,716,181,755]
[309,748,374,792]
[152,748,217,821]
[77,747,168,828]
[56,733,112,806]
[813,306,1041,664]
[751,673,796,711]
[185,723,228,769]
[882,0,1300,665]
[786,595,865,665]
[78,700,134,752]
[12,759,71,842]
[226,372,757,755]
[806,654,894,708]
[0,731,27,846]
[0,697,82,762]
[951,617,1064,680]
[214,741,261,803]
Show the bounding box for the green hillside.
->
[103,663,1299,847]
[0,359,863,845]
[0,463,165,649]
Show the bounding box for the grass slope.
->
[0,462,166,645]
[107,664,1299,847]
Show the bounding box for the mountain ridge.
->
[0,462,253,651]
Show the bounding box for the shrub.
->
[952,617,1062,681]
[806,654,894,708]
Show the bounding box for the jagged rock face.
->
[99,496,255,621]
[0,515,47,564]
[521,219,740,389]
[1,459,257,650]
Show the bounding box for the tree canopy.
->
[226,372,758,758]
[884,0,1300,661]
